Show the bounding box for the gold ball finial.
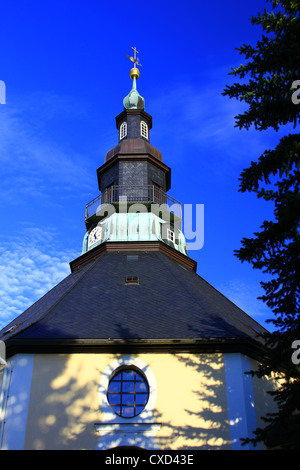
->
[130,67,140,80]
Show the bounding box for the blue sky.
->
[0,0,290,331]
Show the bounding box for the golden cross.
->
[126,46,142,67]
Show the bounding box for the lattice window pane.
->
[120,121,127,140]
[140,120,148,139]
[107,367,149,418]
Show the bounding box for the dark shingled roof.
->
[105,138,163,163]
[0,250,267,347]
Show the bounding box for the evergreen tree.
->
[223,0,300,449]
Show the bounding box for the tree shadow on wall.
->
[21,350,103,449]
[6,322,232,450]
[152,352,232,450]
[103,324,232,450]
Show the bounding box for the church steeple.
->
[82,50,187,258]
[123,47,145,111]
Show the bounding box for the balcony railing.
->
[85,185,182,221]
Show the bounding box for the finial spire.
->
[123,47,145,110]
[126,46,142,79]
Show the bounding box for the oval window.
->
[107,367,149,418]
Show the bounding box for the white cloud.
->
[0,90,92,330]
[0,226,77,330]
[148,75,289,172]
[0,94,94,205]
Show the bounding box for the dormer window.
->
[140,120,148,139]
[120,121,127,140]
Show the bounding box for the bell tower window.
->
[140,120,148,139]
[120,121,127,140]
[167,228,175,243]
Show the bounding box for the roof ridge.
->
[156,252,267,338]
[157,253,212,313]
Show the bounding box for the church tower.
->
[82,51,186,265]
[0,50,277,451]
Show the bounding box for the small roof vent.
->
[2,324,19,335]
[125,275,139,285]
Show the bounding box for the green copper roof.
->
[123,75,145,110]
[82,212,187,255]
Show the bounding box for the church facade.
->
[0,56,277,450]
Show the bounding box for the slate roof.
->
[0,250,267,353]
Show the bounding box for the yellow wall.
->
[22,352,274,450]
